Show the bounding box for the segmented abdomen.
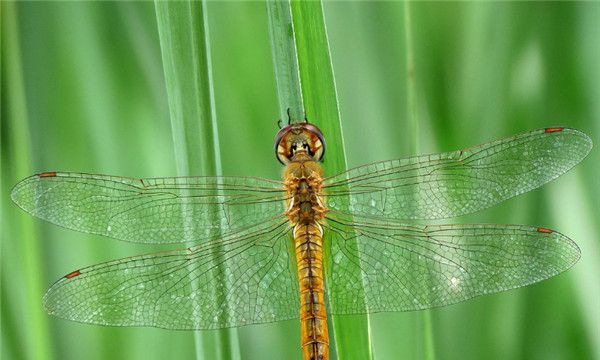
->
[294,222,328,360]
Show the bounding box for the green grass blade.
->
[266,0,304,121]
[291,2,349,173]
[154,2,238,359]
[404,3,435,359]
[267,1,373,358]
[291,2,373,359]
[1,2,52,360]
[404,1,418,154]
[154,0,220,176]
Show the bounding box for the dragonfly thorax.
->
[283,158,326,226]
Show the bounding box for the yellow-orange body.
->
[284,152,329,360]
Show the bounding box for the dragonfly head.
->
[275,123,325,164]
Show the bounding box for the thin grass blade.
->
[154,2,238,359]
[1,2,52,360]
[291,2,373,359]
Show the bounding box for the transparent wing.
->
[324,213,580,314]
[43,218,299,329]
[11,172,286,244]
[324,128,592,220]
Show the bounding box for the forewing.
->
[324,214,580,314]
[324,128,591,220]
[43,218,299,329]
[11,172,286,244]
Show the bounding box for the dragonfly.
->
[12,124,591,360]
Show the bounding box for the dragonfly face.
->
[275,122,325,164]
[11,125,592,360]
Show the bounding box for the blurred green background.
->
[2,1,599,360]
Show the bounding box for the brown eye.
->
[274,123,326,164]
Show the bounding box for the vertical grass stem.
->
[154,2,238,359]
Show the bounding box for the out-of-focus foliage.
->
[2,2,598,360]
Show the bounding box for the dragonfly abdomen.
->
[294,222,329,360]
[283,153,329,360]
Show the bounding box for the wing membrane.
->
[324,214,580,314]
[324,128,591,220]
[43,218,299,329]
[11,172,286,244]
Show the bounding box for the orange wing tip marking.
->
[64,270,81,279]
[38,171,57,178]
[537,227,553,234]
[544,127,564,133]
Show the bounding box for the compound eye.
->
[300,124,325,162]
[274,123,326,164]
